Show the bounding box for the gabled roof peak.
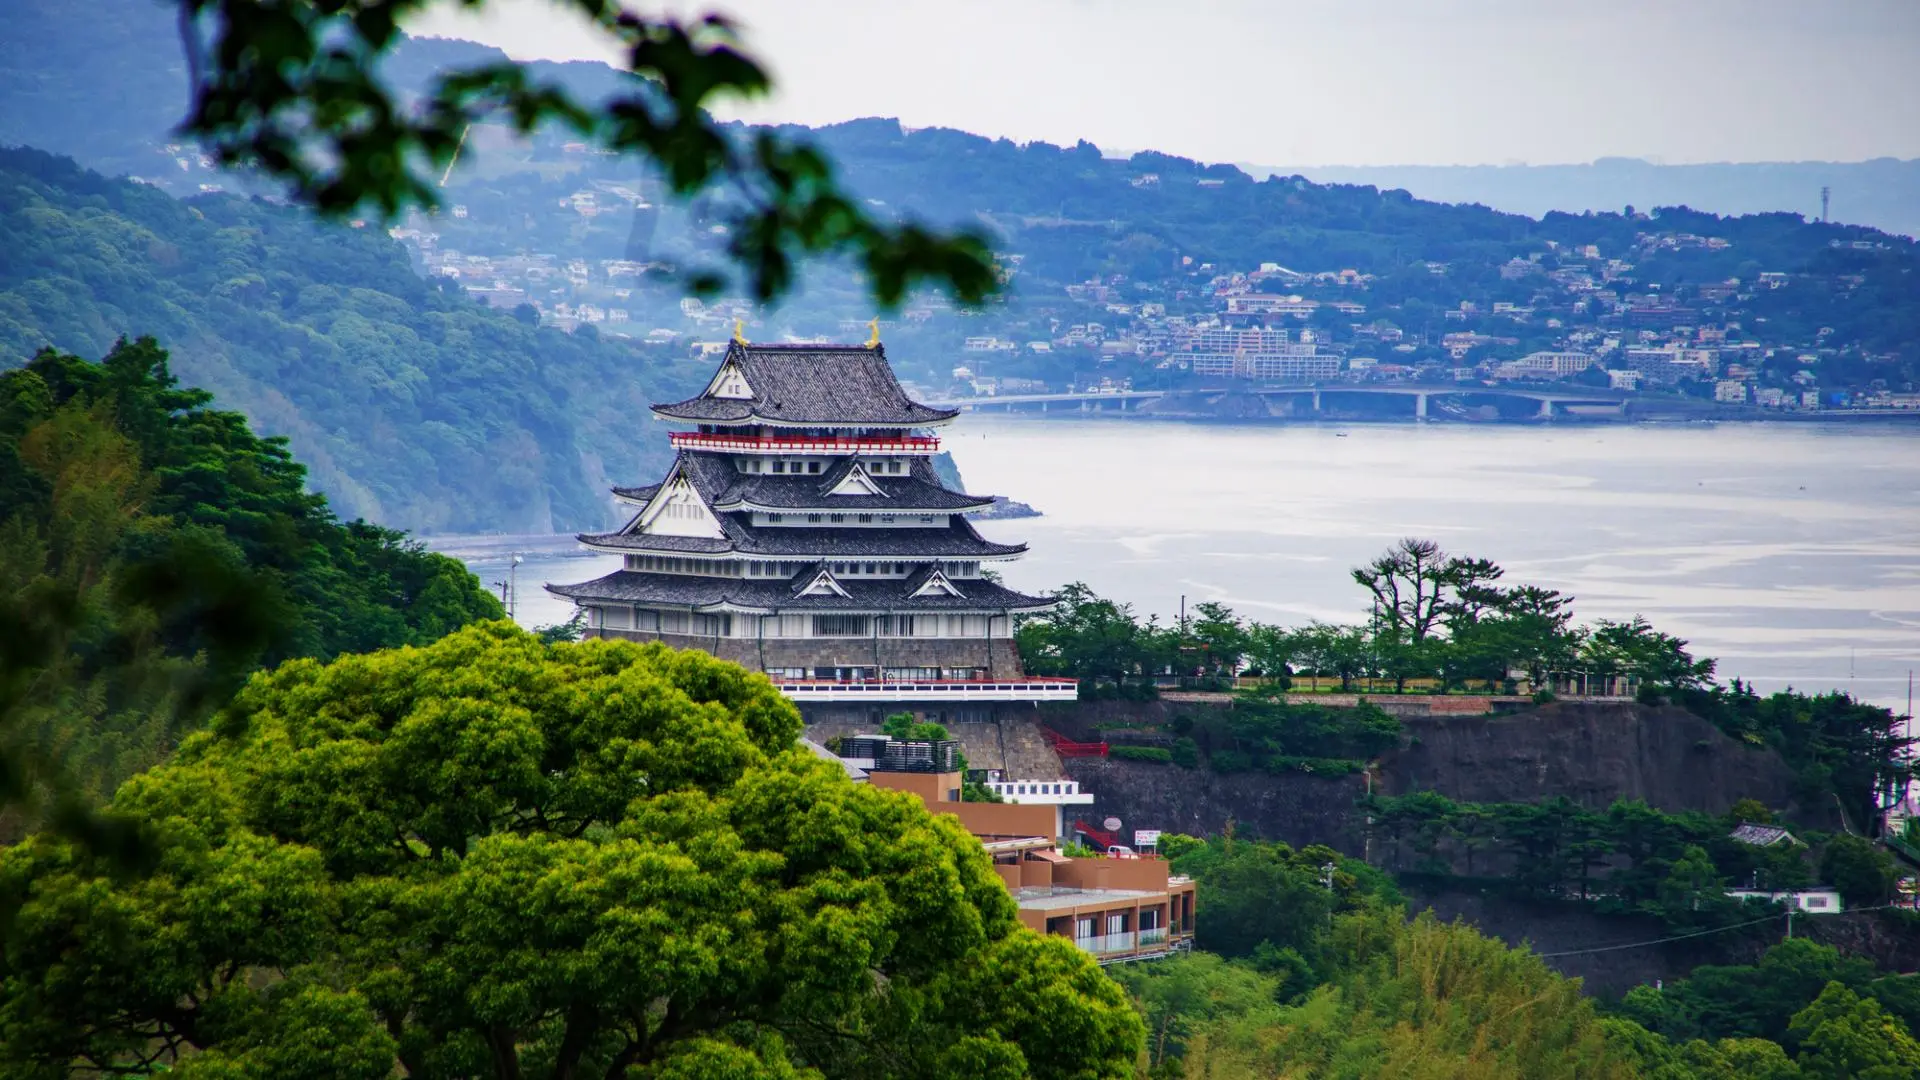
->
[652,339,958,427]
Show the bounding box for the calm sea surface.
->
[441,418,1920,714]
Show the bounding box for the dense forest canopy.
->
[0,148,704,533]
[1,337,502,824]
[0,625,1144,1079]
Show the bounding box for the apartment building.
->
[831,736,1196,964]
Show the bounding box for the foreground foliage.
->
[0,624,1142,1078]
[1,338,500,836]
[1117,911,1635,1080]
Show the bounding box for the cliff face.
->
[1062,758,1362,849]
[1380,701,1830,825]
[1044,697,1824,833]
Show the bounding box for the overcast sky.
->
[414,0,1920,168]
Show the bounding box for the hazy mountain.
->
[1256,158,1920,239]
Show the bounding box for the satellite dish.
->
[1102,817,1122,832]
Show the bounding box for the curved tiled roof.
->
[651,342,958,426]
[546,568,1055,613]
[578,514,1025,560]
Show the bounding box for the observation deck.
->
[668,432,942,455]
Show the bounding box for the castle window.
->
[829,513,846,523]
[857,513,873,523]
[807,513,822,523]
[808,461,822,473]
[772,461,786,474]
[813,615,869,636]
[767,513,783,523]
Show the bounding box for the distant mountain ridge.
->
[1256,157,1920,240]
[7,0,1916,238]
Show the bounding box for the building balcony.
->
[668,432,941,455]
[767,677,1079,702]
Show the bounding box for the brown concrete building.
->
[842,736,1196,964]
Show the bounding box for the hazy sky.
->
[414,0,1920,167]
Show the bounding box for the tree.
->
[1660,844,1726,913]
[168,0,994,306]
[1579,616,1717,692]
[1014,582,1173,693]
[1790,981,1920,1080]
[1284,622,1372,690]
[1186,600,1249,676]
[2,339,503,844]
[0,624,1143,1078]
[1352,538,1454,643]
[1820,834,1899,906]
[1109,952,1282,1071]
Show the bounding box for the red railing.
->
[1040,727,1109,758]
[668,432,940,454]
[1074,819,1120,849]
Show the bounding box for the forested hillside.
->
[0,149,701,533]
[1,339,503,816]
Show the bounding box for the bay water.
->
[442,418,1920,714]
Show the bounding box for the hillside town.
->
[393,197,1918,413]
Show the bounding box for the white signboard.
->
[1134,830,1162,848]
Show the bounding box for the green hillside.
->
[0,148,701,533]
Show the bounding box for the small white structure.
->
[1726,887,1844,914]
[983,777,1095,838]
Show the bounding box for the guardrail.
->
[668,433,941,454]
[770,678,1079,702]
[1040,728,1109,758]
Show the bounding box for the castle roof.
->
[618,451,990,512]
[651,341,958,427]
[547,567,1054,614]
[580,512,1025,560]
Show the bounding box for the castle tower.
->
[550,339,1075,719]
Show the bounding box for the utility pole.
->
[1820,186,1831,224]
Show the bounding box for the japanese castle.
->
[550,334,1076,719]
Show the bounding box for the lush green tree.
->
[1579,616,1717,693]
[1165,834,1385,971]
[1,339,501,839]
[1015,581,1174,694]
[1181,910,1638,1079]
[1617,939,1883,1046]
[1819,833,1899,906]
[1185,600,1249,676]
[0,625,1143,1078]
[1108,952,1282,1071]
[1281,621,1373,690]
[1660,844,1726,914]
[1790,981,1920,1080]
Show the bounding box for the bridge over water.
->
[933,385,1629,420]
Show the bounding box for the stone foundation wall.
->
[585,628,1028,678]
[801,709,1066,778]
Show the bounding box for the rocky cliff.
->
[1045,697,1826,846]
[1381,701,1830,825]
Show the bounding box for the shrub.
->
[1112,745,1174,764]
[1171,737,1200,769]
